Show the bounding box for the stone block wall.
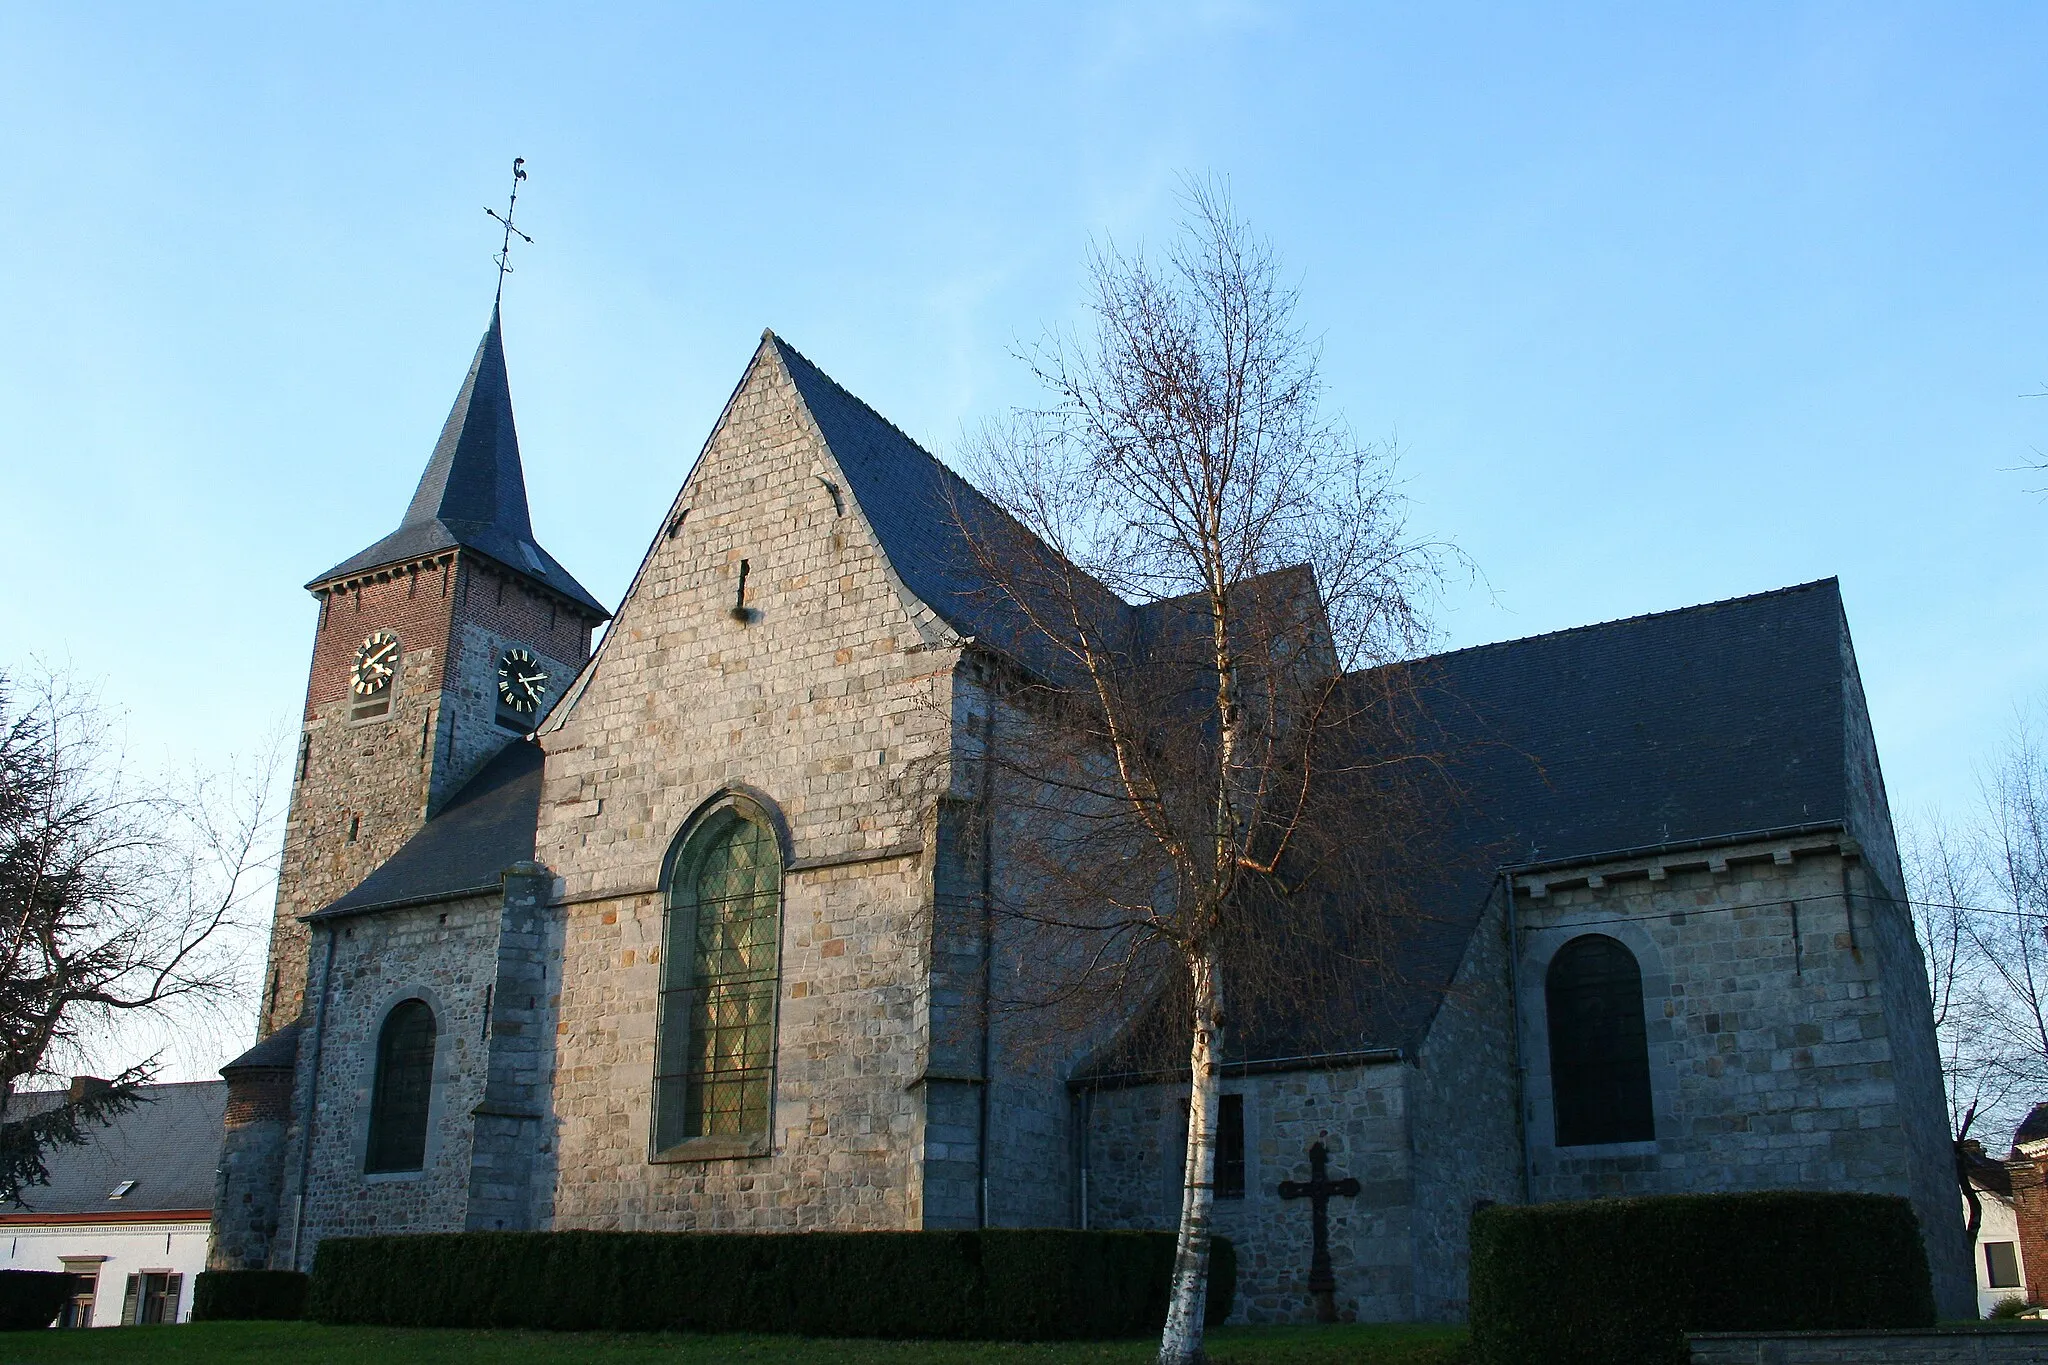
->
[1083,1061,1413,1323]
[465,864,554,1232]
[533,338,956,1235]
[272,891,504,1267]
[1839,616,1971,1315]
[1689,1326,2048,1363]
[1515,832,1972,1314]
[1407,888,1523,1322]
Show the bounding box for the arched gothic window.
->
[1545,934,1654,1147]
[655,799,784,1154]
[365,998,436,1172]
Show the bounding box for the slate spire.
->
[400,303,534,542]
[309,308,608,619]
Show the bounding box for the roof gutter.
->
[1069,1046,1404,1094]
[302,882,505,924]
[1501,820,1848,880]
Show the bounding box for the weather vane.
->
[486,157,532,305]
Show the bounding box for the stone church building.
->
[210,306,1975,1321]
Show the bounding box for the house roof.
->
[1,1081,225,1219]
[1080,579,1857,1078]
[312,739,543,918]
[2014,1102,2048,1152]
[310,307,609,620]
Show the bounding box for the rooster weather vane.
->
[486,157,532,305]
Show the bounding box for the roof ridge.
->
[14,1078,226,1097]
[766,332,984,503]
[1412,578,1841,668]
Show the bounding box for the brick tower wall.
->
[259,551,591,1036]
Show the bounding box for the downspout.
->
[975,698,996,1228]
[288,924,339,1271]
[1503,872,1532,1202]
[1077,1087,1092,1229]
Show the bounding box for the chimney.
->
[67,1076,112,1102]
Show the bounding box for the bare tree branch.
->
[0,664,284,1204]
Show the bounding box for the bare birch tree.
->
[1905,706,2048,1235]
[0,667,282,1203]
[957,183,1455,1364]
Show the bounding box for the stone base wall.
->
[277,891,505,1266]
[1408,889,1523,1322]
[1083,1060,1412,1324]
[1689,1326,2048,1364]
[209,1060,298,1271]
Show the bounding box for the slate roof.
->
[313,739,543,918]
[1080,579,1857,1077]
[1,1082,225,1217]
[311,307,609,620]
[219,1020,302,1074]
[772,335,1132,677]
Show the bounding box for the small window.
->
[366,998,436,1173]
[58,1264,99,1329]
[107,1179,136,1200]
[1546,934,1655,1146]
[120,1272,182,1326]
[1217,1094,1245,1198]
[1176,1093,1246,1199]
[1985,1240,2023,1289]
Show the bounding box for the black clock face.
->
[350,630,401,696]
[497,648,547,714]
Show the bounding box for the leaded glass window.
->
[1545,934,1654,1147]
[366,998,435,1172]
[655,807,783,1153]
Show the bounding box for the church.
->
[209,304,1975,1322]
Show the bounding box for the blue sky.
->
[3,2,2042,869]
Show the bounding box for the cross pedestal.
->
[1277,1139,1360,1323]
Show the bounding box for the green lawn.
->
[9,1321,1469,1365]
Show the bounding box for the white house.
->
[1,1080,224,1327]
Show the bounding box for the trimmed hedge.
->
[1469,1191,1936,1365]
[310,1229,1234,1340]
[0,1270,75,1331]
[192,1270,309,1321]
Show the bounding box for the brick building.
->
[210,304,1976,1321]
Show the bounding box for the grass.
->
[7,1320,1470,1365]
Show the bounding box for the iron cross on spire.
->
[486,157,532,306]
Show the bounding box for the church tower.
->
[258,308,609,1035]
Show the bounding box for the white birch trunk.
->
[1159,947,1224,1365]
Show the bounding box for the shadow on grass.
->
[8,1320,1471,1365]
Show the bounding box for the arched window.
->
[654,800,784,1154]
[1546,934,1654,1147]
[365,998,436,1173]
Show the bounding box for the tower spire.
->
[486,158,532,308]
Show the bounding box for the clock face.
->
[497,648,547,714]
[350,630,402,696]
